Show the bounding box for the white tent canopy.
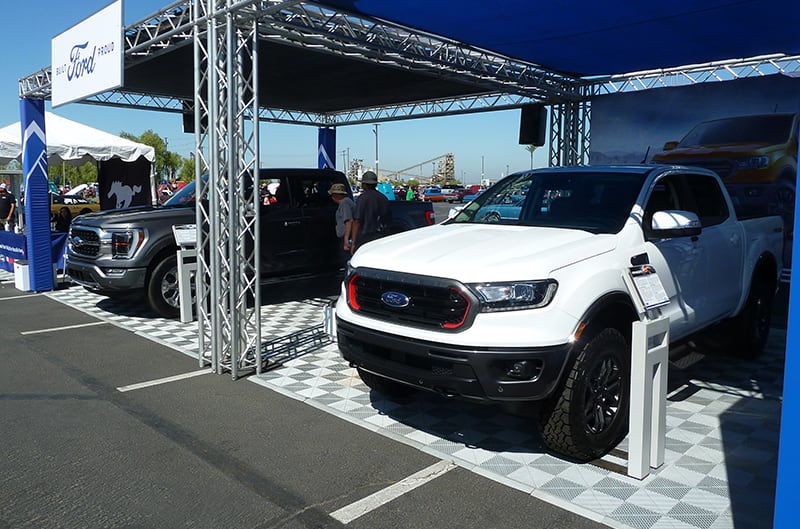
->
[0,112,155,166]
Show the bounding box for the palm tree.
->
[525,145,537,169]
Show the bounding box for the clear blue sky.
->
[0,1,547,184]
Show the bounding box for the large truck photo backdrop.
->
[590,74,800,268]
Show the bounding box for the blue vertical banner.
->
[20,98,53,292]
[318,127,336,169]
[774,134,800,527]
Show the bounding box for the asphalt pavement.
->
[0,276,611,529]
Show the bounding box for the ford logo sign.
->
[381,291,410,308]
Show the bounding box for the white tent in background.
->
[0,112,155,165]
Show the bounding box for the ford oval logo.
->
[381,291,410,308]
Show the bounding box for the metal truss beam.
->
[258,2,581,102]
[585,54,800,97]
[195,0,262,378]
[548,100,591,167]
[256,93,537,126]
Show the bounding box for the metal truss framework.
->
[194,0,263,378]
[15,1,800,371]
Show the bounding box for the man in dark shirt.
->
[0,183,16,231]
[351,171,390,253]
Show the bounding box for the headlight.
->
[470,279,557,312]
[110,229,145,259]
[735,156,769,170]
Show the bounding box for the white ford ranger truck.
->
[335,164,784,461]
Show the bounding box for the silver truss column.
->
[195,0,261,378]
[194,0,213,370]
[548,100,591,167]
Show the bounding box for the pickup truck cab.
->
[336,164,783,461]
[66,169,434,318]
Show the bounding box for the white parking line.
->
[117,369,213,393]
[2,293,43,301]
[330,460,455,524]
[20,321,108,335]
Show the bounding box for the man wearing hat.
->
[329,181,355,266]
[0,182,16,231]
[351,171,390,254]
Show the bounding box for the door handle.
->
[284,220,302,227]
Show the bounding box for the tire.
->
[769,176,795,235]
[483,211,501,223]
[356,367,415,399]
[147,255,181,318]
[729,278,774,359]
[538,328,630,462]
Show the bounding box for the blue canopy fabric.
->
[319,0,800,76]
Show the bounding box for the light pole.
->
[373,124,379,178]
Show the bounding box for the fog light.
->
[507,360,533,379]
[103,268,126,275]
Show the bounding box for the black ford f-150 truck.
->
[65,168,434,318]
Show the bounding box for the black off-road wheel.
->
[701,276,774,359]
[356,367,415,399]
[147,255,181,319]
[728,278,774,359]
[538,328,630,462]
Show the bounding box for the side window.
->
[644,177,679,218]
[684,174,729,227]
[290,174,339,208]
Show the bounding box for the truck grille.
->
[667,159,735,179]
[69,227,101,257]
[346,269,477,331]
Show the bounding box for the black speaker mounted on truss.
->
[518,104,547,146]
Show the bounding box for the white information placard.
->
[172,224,197,247]
[628,265,670,310]
[51,0,124,108]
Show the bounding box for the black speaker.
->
[182,100,208,134]
[519,104,547,146]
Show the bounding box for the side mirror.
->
[662,141,679,151]
[650,210,701,238]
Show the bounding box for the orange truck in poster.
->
[651,113,798,226]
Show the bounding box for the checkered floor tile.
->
[4,271,782,529]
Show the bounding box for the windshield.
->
[678,114,795,147]
[448,170,645,234]
[164,178,202,206]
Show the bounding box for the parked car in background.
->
[50,194,101,222]
[421,186,445,202]
[462,189,484,202]
[441,185,466,203]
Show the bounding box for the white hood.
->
[351,224,617,282]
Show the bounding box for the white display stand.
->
[622,265,670,480]
[172,225,197,323]
[323,302,337,339]
[14,260,30,291]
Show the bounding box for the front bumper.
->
[337,318,574,402]
[65,256,147,292]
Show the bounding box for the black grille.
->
[69,228,100,257]
[348,270,476,330]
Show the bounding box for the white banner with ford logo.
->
[51,0,123,108]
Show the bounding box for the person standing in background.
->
[0,183,16,231]
[328,182,355,266]
[351,171,390,253]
